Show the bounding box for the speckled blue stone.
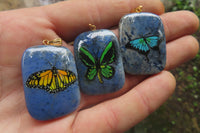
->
[21,46,80,120]
[119,13,166,74]
[74,29,125,95]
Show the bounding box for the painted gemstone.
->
[74,29,125,95]
[21,45,80,120]
[119,12,166,74]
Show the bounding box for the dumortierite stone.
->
[21,46,80,120]
[74,29,125,95]
[119,13,166,74]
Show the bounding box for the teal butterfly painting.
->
[125,32,160,61]
[79,41,116,84]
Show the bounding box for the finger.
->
[72,71,176,132]
[161,11,199,42]
[42,0,164,41]
[79,75,147,109]
[165,35,199,70]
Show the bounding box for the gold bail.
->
[136,5,143,13]
[43,38,62,46]
[89,24,96,31]
[131,5,143,13]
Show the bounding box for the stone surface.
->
[119,12,166,75]
[21,45,80,120]
[74,29,125,95]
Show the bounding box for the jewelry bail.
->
[130,5,143,13]
[42,38,62,46]
[89,24,97,31]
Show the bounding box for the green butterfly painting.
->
[79,41,116,84]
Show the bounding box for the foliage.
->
[171,0,194,11]
[170,0,200,18]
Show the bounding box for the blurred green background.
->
[0,0,199,133]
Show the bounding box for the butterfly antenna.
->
[125,32,132,41]
[54,55,59,66]
[45,59,53,67]
[145,32,151,37]
[97,48,100,58]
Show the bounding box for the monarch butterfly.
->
[79,41,116,84]
[26,66,77,93]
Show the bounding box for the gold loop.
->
[89,24,96,31]
[135,5,143,13]
[68,41,74,46]
[42,40,50,45]
[131,5,143,13]
[43,38,62,46]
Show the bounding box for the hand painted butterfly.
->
[79,41,116,84]
[125,32,160,61]
[26,66,77,93]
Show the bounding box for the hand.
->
[0,0,199,132]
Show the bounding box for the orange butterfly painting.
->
[26,66,77,93]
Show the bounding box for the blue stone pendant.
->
[74,29,125,95]
[119,12,166,74]
[21,45,80,120]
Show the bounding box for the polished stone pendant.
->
[119,12,166,74]
[74,29,125,95]
[21,45,80,120]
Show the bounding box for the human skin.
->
[0,0,199,133]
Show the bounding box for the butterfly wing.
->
[99,41,116,80]
[126,38,150,53]
[26,69,77,93]
[26,69,52,89]
[79,46,97,81]
[100,41,116,65]
[100,65,115,79]
[85,67,97,81]
[54,70,77,92]
[146,36,159,48]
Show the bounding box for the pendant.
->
[21,39,80,120]
[119,7,166,75]
[74,27,125,95]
